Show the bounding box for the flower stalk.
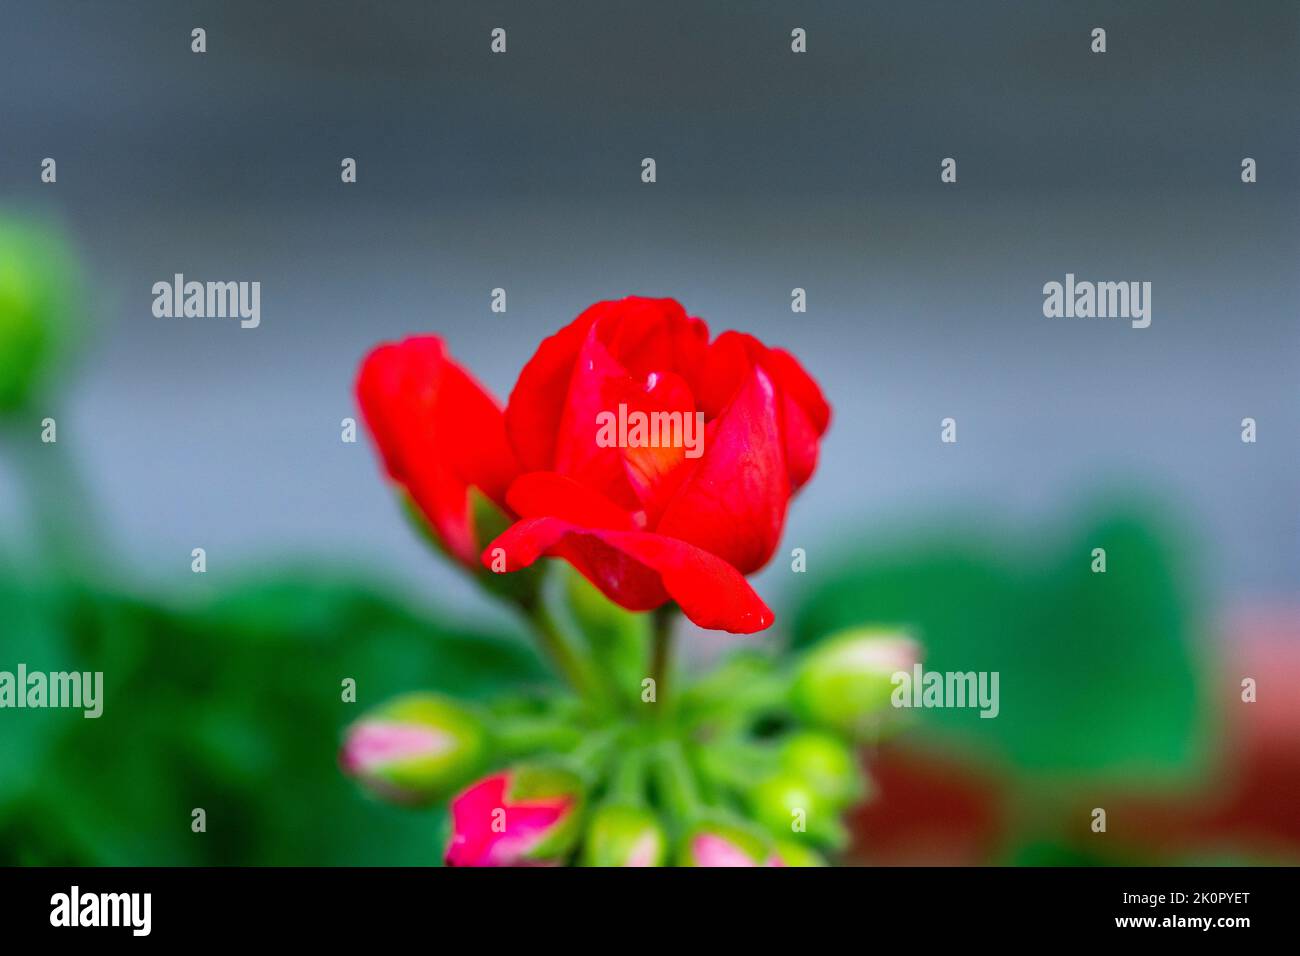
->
[649,604,677,717]
[522,595,602,704]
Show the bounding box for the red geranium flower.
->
[357,297,830,634]
[487,297,829,633]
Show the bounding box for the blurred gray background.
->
[1,0,1296,628]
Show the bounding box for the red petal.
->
[549,324,643,510]
[356,336,519,565]
[506,472,639,531]
[483,518,774,634]
[765,347,831,436]
[655,365,789,574]
[545,317,701,516]
[596,298,709,383]
[505,311,600,472]
[611,369,698,522]
[695,332,830,491]
[779,392,821,492]
[504,297,709,472]
[694,331,754,420]
[356,337,447,485]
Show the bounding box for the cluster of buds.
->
[341,624,920,866]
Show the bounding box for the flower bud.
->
[777,730,866,807]
[678,819,781,867]
[340,693,486,806]
[580,803,668,867]
[750,769,847,848]
[0,220,80,413]
[445,764,585,866]
[772,840,828,867]
[790,628,920,740]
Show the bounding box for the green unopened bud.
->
[772,839,828,867]
[791,628,920,740]
[0,220,80,414]
[340,693,487,805]
[581,802,668,867]
[678,818,780,867]
[777,730,867,807]
[750,770,846,848]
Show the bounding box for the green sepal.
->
[580,802,668,867]
[508,764,586,863]
[677,814,775,866]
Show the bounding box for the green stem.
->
[649,604,676,716]
[2,414,105,576]
[697,739,777,797]
[568,727,620,781]
[610,746,649,805]
[653,739,703,826]
[492,716,584,759]
[526,599,599,701]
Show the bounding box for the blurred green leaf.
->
[791,504,1209,785]
[0,574,79,806]
[0,569,551,865]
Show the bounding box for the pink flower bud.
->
[340,694,486,806]
[679,820,782,867]
[445,765,585,867]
